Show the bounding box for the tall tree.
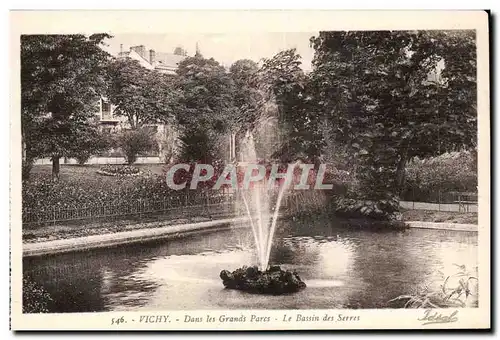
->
[228,59,267,159]
[175,55,235,162]
[309,30,477,199]
[229,59,263,131]
[260,49,325,163]
[21,34,112,179]
[106,58,181,128]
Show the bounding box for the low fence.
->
[22,191,305,228]
[399,201,478,213]
[23,192,236,227]
[23,189,478,228]
[400,191,478,213]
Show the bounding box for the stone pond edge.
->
[22,218,478,258]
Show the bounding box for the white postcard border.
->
[9,10,490,330]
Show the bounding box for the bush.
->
[117,128,157,164]
[69,124,113,165]
[403,150,477,202]
[332,196,401,221]
[22,170,181,214]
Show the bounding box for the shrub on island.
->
[220,265,306,295]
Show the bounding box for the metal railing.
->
[22,190,308,227]
[400,190,478,213]
[22,191,239,227]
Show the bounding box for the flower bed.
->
[97,165,142,177]
[22,170,176,212]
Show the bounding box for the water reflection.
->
[23,219,478,312]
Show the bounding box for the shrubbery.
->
[70,128,112,165]
[332,196,401,221]
[402,150,477,202]
[117,128,157,164]
[22,172,177,212]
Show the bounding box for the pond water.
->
[23,217,478,312]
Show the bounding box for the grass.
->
[401,209,478,224]
[23,164,177,212]
[31,163,166,183]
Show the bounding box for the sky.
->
[102,32,318,70]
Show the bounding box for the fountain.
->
[220,130,306,294]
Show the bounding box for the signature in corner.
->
[418,309,459,326]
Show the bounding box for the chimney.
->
[149,49,156,65]
[130,45,146,59]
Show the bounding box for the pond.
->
[23,217,478,312]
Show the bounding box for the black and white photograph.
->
[10,10,490,330]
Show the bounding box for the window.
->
[101,99,112,119]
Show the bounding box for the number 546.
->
[111,316,125,325]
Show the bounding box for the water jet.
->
[220,131,306,294]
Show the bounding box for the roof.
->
[117,48,187,74]
[154,52,186,69]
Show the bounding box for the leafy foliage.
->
[403,150,477,201]
[117,128,157,164]
[332,197,401,221]
[175,55,236,162]
[390,264,478,308]
[229,59,266,132]
[22,170,174,212]
[69,122,112,165]
[260,49,325,163]
[106,58,181,128]
[21,34,112,178]
[309,31,477,199]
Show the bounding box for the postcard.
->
[10,10,490,330]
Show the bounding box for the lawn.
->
[23,164,175,214]
[31,163,167,183]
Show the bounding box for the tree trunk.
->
[22,157,34,181]
[52,156,60,180]
[395,152,408,195]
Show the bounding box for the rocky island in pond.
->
[220,265,306,295]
